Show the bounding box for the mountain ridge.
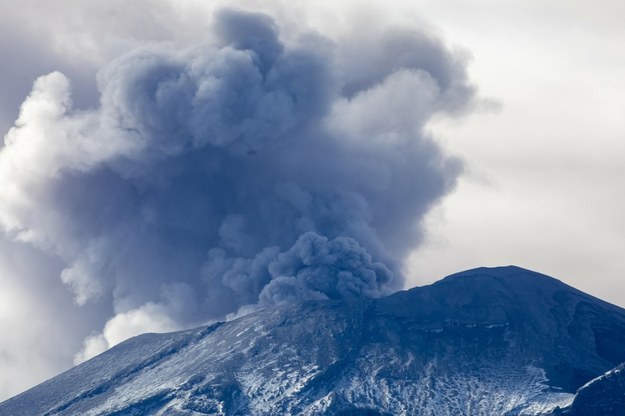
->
[2,266,625,415]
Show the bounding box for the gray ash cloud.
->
[0,8,475,360]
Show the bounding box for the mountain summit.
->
[2,266,625,415]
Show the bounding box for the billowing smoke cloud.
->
[0,7,474,367]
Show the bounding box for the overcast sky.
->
[403,0,625,305]
[1,0,624,401]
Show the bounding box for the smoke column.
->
[0,8,475,364]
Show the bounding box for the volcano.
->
[2,266,625,415]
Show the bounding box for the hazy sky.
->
[1,0,624,401]
[402,0,625,304]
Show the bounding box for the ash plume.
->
[0,7,475,363]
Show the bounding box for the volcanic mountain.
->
[2,266,625,415]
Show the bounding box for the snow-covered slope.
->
[2,266,625,415]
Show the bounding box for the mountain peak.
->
[440,265,567,287]
[446,264,535,274]
[430,265,622,315]
[2,266,625,415]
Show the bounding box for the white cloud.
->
[74,302,180,364]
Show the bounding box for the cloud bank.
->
[0,4,476,396]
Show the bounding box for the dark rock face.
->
[1,266,625,415]
[554,363,625,416]
[379,266,625,392]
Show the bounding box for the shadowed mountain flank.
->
[2,266,624,415]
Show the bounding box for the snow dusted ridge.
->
[557,362,625,415]
[1,266,625,415]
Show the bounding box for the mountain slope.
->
[556,362,625,415]
[2,266,625,415]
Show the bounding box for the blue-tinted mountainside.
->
[556,362,625,415]
[1,266,624,415]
